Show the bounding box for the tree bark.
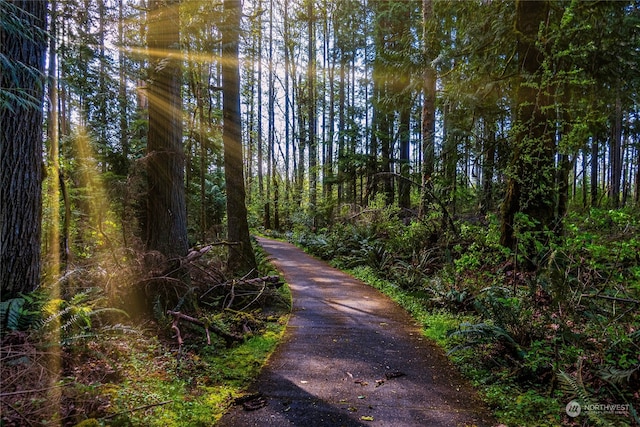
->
[307,0,318,222]
[609,93,623,208]
[398,105,411,210]
[1,0,48,299]
[500,0,555,269]
[419,0,436,217]
[222,0,257,275]
[480,119,496,215]
[590,136,599,207]
[145,0,189,261]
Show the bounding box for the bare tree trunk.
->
[146,0,189,261]
[283,0,291,221]
[591,136,599,207]
[307,0,318,222]
[264,0,273,230]
[338,56,347,204]
[398,105,411,210]
[1,0,48,299]
[222,0,257,275]
[46,0,61,280]
[420,0,436,217]
[256,0,265,225]
[296,74,305,207]
[480,119,496,215]
[118,0,129,176]
[609,93,623,208]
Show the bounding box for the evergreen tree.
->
[500,0,556,268]
[1,0,48,299]
[222,0,257,274]
[145,0,189,261]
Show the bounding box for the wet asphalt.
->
[216,237,496,427]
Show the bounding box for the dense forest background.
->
[1,0,639,425]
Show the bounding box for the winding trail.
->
[218,237,495,427]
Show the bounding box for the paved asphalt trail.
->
[217,237,495,427]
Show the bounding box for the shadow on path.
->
[217,237,496,427]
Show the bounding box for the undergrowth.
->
[292,205,640,427]
[0,240,290,426]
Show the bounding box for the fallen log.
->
[166,310,243,348]
[224,275,282,287]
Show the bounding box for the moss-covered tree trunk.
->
[500,0,556,269]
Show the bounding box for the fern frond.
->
[557,368,590,404]
[447,322,524,358]
[0,297,25,332]
[598,364,640,385]
[558,363,618,426]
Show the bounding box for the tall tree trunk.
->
[338,56,347,204]
[442,101,458,218]
[582,146,588,208]
[283,0,291,221]
[256,0,265,221]
[46,0,61,280]
[609,93,623,208]
[146,0,189,261]
[296,74,306,207]
[500,0,555,270]
[198,78,207,243]
[419,0,436,217]
[98,0,107,172]
[118,0,129,176]
[222,0,257,275]
[591,136,599,207]
[264,0,277,229]
[307,0,318,222]
[633,141,640,207]
[380,109,393,206]
[398,104,411,210]
[1,0,48,299]
[480,118,496,215]
[557,153,572,230]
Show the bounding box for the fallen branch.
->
[0,399,35,427]
[0,383,69,398]
[166,310,243,347]
[235,275,281,287]
[580,294,640,304]
[183,245,213,264]
[221,275,282,309]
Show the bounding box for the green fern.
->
[599,364,640,385]
[0,297,25,332]
[558,366,592,406]
[447,321,525,359]
[558,362,621,426]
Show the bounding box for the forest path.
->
[217,237,495,427]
